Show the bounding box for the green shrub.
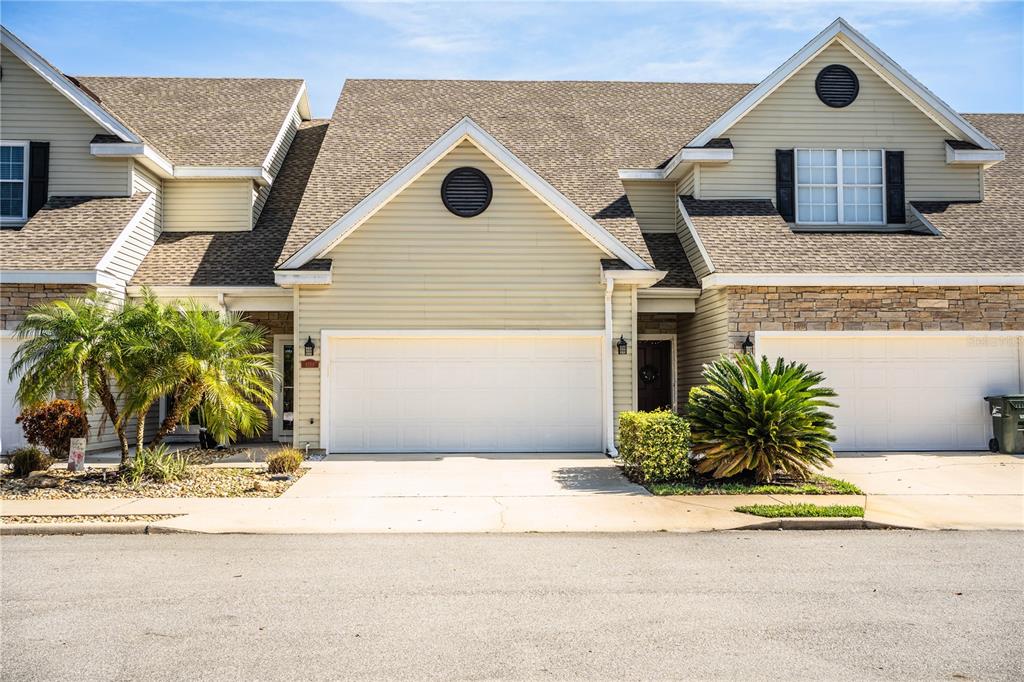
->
[617,410,691,484]
[123,445,188,485]
[16,399,89,457]
[9,446,55,477]
[266,448,304,475]
[688,354,837,483]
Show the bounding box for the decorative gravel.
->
[0,467,305,500]
[0,514,180,524]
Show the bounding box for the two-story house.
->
[1,19,1021,456]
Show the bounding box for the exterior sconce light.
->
[741,334,754,355]
[304,335,316,357]
[616,335,628,355]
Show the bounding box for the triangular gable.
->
[1,25,139,143]
[279,117,652,271]
[664,18,999,176]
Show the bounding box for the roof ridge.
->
[341,78,759,87]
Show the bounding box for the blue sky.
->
[3,1,1021,117]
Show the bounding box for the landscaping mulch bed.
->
[0,467,305,500]
[0,514,180,524]
[648,474,863,496]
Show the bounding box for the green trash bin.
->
[984,395,1024,454]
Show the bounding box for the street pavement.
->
[2,531,1022,680]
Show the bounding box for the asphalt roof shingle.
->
[73,76,305,167]
[1,194,149,270]
[131,120,329,286]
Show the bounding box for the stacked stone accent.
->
[1,284,91,330]
[726,286,1024,350]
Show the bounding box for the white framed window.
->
[0,141,29,223]
[796,148,884,225]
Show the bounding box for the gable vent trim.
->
[441,167,492,217]
[815,64,859,108]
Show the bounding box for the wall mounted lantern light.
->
[741,334,754,355]
[304,336,316,357]
[616,335,628,355]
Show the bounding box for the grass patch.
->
[734,503,864,518]
[649,474,862,496]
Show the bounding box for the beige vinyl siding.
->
[676,167,695,197]
[622,180,676,233]
[293,140,610,447]
[677,288,730,403]
[99,162,162,284]
[699,43,982,204]
[674,201,712,281]
[611,285,635,440]
[0,45,130,197]
[253,110,301,224]
[163,180,253,231]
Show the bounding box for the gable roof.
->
[678,18,999,160]
[279,117,652,271]
[279,79,754,268]
[74,76,307,167]
[0,26,138,143]
[676,114,1023,277]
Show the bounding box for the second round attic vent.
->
[441,167,492,217]
[815,64,859,108]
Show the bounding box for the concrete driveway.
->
[830,452,1024,530]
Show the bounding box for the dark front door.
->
[638,340,673,412]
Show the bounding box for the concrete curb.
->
[733,517,917,531]
[0,522,195,536]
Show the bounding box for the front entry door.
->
[638,340,673,411]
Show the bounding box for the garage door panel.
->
[328,336,603,453]
[759,333,1021,451]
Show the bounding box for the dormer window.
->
[796,148,884,225]
[0,142,29,223]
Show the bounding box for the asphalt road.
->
[2,531,1022,681]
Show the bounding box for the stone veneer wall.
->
[242,311,294,339]
[1,284,91,330]
[726,286,1024,350]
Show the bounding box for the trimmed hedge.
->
[618,410,692,484]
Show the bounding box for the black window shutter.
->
[885,150,906,224]
[28,141,49,218]
[775,149,795,222]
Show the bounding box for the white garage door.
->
[326,335,604,453]
[757,333,1022,452]
[1,336,27,454]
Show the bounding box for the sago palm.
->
[687,354,838,483]
[9,292,132,460]
[145,301,275,446]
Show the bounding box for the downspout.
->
[604,279,617,458]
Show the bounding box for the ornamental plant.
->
[687,354,837,483]
[16,399,89,458]
[618,409,691,484]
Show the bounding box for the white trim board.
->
[1,26,140,144]
[676,197,716,275]
[0,269,119,287]
[95,193,156,275]
[701,273,1024,288]
[654,18,1000,180]
[262,82,309,173]
[279,116,651,272]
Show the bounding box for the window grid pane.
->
[796,148,883,225]
[0,181,24,218]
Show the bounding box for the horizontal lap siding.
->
[677,289,730,404]
[101,163,163,283]
[674,198,711,280]
[253,110,300,224]
[294,141,609,448]
[163,180,252,231]
[0,45,130,196]
[698,43,982,203]
[622,180,676,233]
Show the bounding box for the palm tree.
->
[145,301,276,447]
[118,290,173,450]
[9,292,132,460]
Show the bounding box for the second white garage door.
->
[757,333,1022,451]
[325,335,604,453]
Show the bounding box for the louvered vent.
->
[815,64,859,108]
[441,167,492,217]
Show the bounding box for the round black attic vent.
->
[441,167,492,217]
[815,64,859,108]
